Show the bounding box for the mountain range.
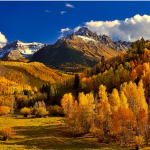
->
[31,27,131,71]
[0,27,131,71]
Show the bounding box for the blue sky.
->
[0,1,150,46]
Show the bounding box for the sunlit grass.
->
[0,115,133,150]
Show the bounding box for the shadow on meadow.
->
[1,125,133,150]
[3,125,68,149]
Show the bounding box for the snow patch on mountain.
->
[0,41,45,59]
[76,35,98,43]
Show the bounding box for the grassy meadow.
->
[0,115,134,150]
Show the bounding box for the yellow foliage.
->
[20,107,31,117]
[0,106,10,115]
[134,135,144,146]
[61,93,78,117]
[2,127,15,141]
[90,124,104,142]
[120,91,128,109]
[34,107,48,117]
[109,88,120,112]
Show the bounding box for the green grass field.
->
[0,115,141,150]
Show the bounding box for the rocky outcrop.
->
[100,35,131,51]
[7,50,24,61]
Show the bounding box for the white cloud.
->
[74,14,150,41]
[59,14,150,41]
[61,11,67,15]
[0,32,7,43]
[0,43,3,48]
[58,28,71,39]
[61,28,70,33]
[74,26,82,32]
[0,43,6,48]
[66,3,74,8]
[45,10,50,13]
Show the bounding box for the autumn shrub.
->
[0,106,10,115]
[65,110,91,137]
[1,127,15,141]
[90,124,104,142]
[66,117,86,137]
[20,107,31,117]
[34,107,48,117]
[61,93,91,137]
[48,105,64,116]
[134,135,144,150]
[1,95,15,108]
[15,95,28,108]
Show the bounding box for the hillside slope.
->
[0,61,74,89]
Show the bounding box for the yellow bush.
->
[0,106,10,115]
[65,110,90,137]
[2,127,15,141]
[35,107,48,117]
[134,135,144,149]
[48,105,64,116]
[20,107,31,117]
[90,124,104,142]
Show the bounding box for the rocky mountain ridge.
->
[0,40,45,60]
[31,27,122,71]
[59,27,131,52]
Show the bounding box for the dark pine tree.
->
[74,74,80,90]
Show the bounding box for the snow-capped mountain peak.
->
[0,41,45,59]
[63,26,131,51]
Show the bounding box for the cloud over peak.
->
[66,3,74,8]
[58,28,71,39]
[83,14,150,41]
[59,14,150,42]
[61,28,70,33]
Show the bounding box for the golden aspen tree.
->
[120,91,128,109]
[122,81,138,116]
[85,92,95,114]
[61,93,77,118]
[109,88,120,112]
[137,80,148,113]
[137,109,148,143]
[92,85,111,141]
[111,110,121,144]
[130,69,137,81]
[118,106,136,146]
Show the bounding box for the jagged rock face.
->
[0,40,45,59]
[55,27,131,53]
[100,35,131,51]
[63,27,131,52]
[64,27,104,44]
[75,27,103,42]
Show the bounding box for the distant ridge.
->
[0,40,45,61]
